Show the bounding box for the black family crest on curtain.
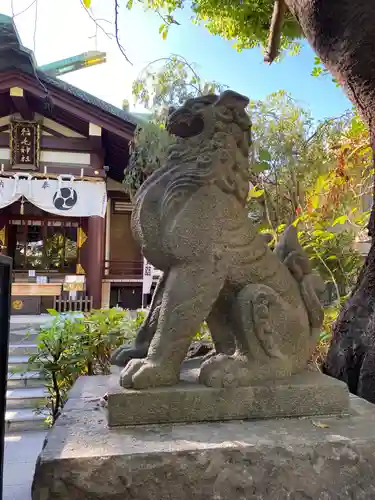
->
[53,187,78,211]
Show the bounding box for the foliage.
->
[132,54,227,121]
[254,105,371,302]
[74,307,143,376]
[29,308,146,425]
[194,321,211,341]
[124,120,176,197]
[29,307,211,425]
[310,300,345,369]
[298,221,362,300]
[124,55,226,197]
[246,93,371,351]
[29,314,83,426]
[248,91,352,227]
[124,0,302,56]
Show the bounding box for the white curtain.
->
[0,174,107,217]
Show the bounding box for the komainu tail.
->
[275,226,325,330]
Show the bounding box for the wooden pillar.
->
[87,215,105,309]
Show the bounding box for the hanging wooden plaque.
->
[10,120,40,169]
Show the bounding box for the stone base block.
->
[105,362,349,426]
[32,376,375,500]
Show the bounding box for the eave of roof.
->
[0,13,142,130]
[38,71,139,126]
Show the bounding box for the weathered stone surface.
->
[105,361,349,426]
[113,90,326,392]
[32,377,375,500]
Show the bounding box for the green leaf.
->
[321,232,335,241]
[310,195,319,210]
[259,149,272,161]
[82,0,91,8]
[47,309,59,316]
[332,215,348,226]
[276,223,286,233]
[311,67,323,77]
[159,23,166,34]
[162,28,168,40]
[253,161,269,173]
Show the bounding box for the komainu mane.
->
[115,90,325,389]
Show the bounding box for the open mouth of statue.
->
[167,109,205,138]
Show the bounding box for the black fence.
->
[0,255,12,500]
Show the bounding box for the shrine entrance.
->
[0,200,87,314]
[2,200,83,274]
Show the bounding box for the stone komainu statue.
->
[115,90,325,389]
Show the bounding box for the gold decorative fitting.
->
[77,227,87,248]
[76,263,85,275]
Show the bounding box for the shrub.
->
[29,308,144,425]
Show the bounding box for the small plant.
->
[310,300,345,370]
[78,308,137,376]
[29,314,85,425]
[194,321,212,342]
[29,308,143,425]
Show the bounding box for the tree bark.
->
[284,0,375,402]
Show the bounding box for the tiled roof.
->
[38,71,138,126]
[0,13,139,127]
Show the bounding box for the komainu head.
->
[167,90,251,150]
[163,90,252,207]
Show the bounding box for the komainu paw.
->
[199,354,253,388]
[120,359,179,389]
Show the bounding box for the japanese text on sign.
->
[144,263,152,276]
[10,121,40,167]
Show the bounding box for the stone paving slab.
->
[4,431,47,500]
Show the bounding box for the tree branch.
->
[12,0,37,18]
[114,0,133,65]
[155,10,181,27]
[79,0,132,65]
[33,0,38,54]
[264,0,286,64]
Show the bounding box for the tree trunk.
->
[285,0,375,402]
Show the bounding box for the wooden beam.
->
[10,87,33,120]
[2,72,135,140]
[90,122,105,174]
[0,134,101,153]
[89,122,102,152]
[0,135,9,147]
[90,152,104,174]
[41,125,66,138]
[41,136,93,152]
[39,164,106,178]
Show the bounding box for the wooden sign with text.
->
[10,120,40,168]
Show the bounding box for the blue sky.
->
[3,0,351,120]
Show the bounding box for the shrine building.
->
[0,14,155,315]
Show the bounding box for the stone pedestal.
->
[31,366,375,500]
[106,363,349,426]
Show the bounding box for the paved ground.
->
[10,315,50,325]
[5,317,49,499]
[3,431,47,500]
